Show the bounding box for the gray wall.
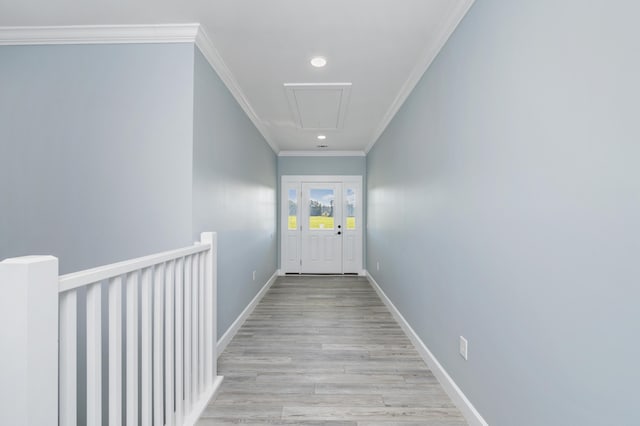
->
[277,155,366,269]
[0,43,196,424]
[278,155,366,177]
[0,44,195,274]
[367,1,640,425]
[193,49,277,337]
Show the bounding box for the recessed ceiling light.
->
[310,56,327,68]
[317,135,327,140]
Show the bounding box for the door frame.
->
[280,175,364,275]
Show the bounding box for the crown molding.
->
[364,0,476,153]
[194,28,278,153]
[0,24,200,45]
[278,150,365,157]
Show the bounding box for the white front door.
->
[281,176,363,275]
[300,182,343,273]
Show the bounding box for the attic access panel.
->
[284,83,352,130]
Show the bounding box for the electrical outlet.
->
[459,336,468,360]
[376,261,380,271]
[252,270,256,281]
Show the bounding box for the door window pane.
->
[288,188,297,230]
[346,188,356,229]
[309,188,334,230]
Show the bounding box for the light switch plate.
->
[459,336,468,360]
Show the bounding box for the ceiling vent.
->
[284,83,352,130]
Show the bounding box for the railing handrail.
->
[58,242,211,293]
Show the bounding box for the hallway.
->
[197,276,465,425]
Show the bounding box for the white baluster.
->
[165,260,175,426]
[198,252,205,393]
[153,263,165,425]
[126,272,139,426]
[191,255,199,400]
[175,257,184,424]
[86,281,102,426]
[108,276,123,426]
[141,267,153,426]
[184,255,192,411]
[59,290,77,426]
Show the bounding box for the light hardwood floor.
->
[197,275,466,426]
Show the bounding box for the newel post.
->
[0,256,59,426]
[200,232,218,385]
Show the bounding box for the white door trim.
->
[283,175,363,183]
[281,175,363,274]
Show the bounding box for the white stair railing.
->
[0,232,223,426]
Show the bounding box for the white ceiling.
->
[0,0,474,153]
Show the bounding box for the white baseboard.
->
[216,270,278,356]
[366,272,488,426]
[183,375,224,426]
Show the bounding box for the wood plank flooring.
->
[197,275,466,426]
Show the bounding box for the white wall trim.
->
[0,23,200,45]
[364,0,476,153]
[194,27,279,154]
[278,150,366,157]
[182,375,224,426]
[216,270,278,356]
[366,271,488,426]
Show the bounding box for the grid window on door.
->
[346,188,356,230]
[308,188,335,230]
[288,188,297,230]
